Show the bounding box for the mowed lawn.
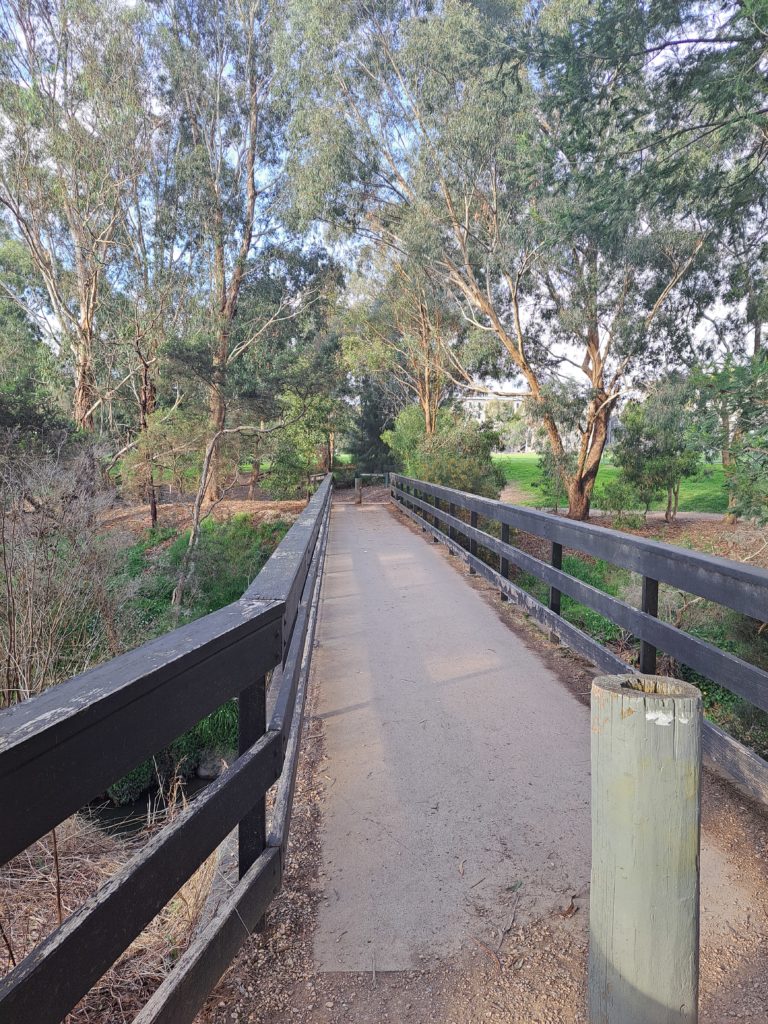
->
[493,453,729,514]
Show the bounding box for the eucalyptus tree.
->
[0,0,152,430]
[157,0,295,500]
[344,256,462,434]
[283,0,710,517]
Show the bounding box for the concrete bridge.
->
[1,475,767,1023]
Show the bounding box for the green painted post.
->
[589,675,702,1024]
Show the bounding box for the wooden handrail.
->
[391,473,768,806]
[0,475,333,1024]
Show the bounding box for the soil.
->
[194,491,768,1024]
[100,498,308,537]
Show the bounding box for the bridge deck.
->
[312,499,592,971]
[310,498,761,994]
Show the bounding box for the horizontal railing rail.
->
[391,473,768,806]
[0,474,333,1024]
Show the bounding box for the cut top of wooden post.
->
[593,673,702,710]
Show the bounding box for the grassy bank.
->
[505,522,768,761]
[493,452,728,514]
[106,514,290,804]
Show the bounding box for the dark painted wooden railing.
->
[391,474,768,806]
[0,474,333,1024]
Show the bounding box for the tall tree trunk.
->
[139,352,158,527]
[72,340,97,431]
[565,395,613,520]
[720,410,739,517]
[204,338,228,503]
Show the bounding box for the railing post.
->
[468,510,478,574]
[239,675,267,880]
[354,476,362,505]
[589,675,701,1024]
[448,501,456,553]
[640,576,659,673]
[549,541,562,615]
[432,496,440,541]
[500,522,510,600]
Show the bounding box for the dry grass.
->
[101,498,306,538]
[0,806,218,1022]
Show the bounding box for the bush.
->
[382,405,504,498]
[106,516,289,804]
[593,477,643,526]
[534,447,574,511]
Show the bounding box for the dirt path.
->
[198,496,768,1024]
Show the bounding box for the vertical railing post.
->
[468,510,478,574]
[354,476,362,505]
[239,675,267,879]
[448,501,456,553]
[589,675,701,1024]
[549,541,562,616]
[640,577,659,673]
[432,496,440,541]
[500,522,510,601]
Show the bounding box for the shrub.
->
[593,477,643,526]
[107,516,289,804]
[534,447,574,511]
[382,405,504,498]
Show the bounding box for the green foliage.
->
[592,478,643,527]
[346,377,397,472]
[518,555,625,646]
[381,405,451,473]
[0,235,68,433]
[493,454,728,514]
[264,387,350,500]
[534,447,574,512]
[695,357,768,522]
[382,405,503,498]
[612,375,703,519]
[106,514,289,803]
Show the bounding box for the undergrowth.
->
[497,536,768,761]
[107,514,289,804]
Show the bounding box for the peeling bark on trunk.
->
[204,331,228,503]
[565,392,614,520]
[72,343,97,432]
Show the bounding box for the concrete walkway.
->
[312,501,591,972]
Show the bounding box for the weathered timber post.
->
[239,674,268,880]
[500,522,510,600]
[589,674,702,1024]
[549,541,563,641]
[468,510,478,574]
[448,502,457,553]
[432,496,440,541]
[354,477,362,505]
[640,576,659,673]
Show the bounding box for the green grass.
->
[493,453,728,513]
[334,452,353,465]
[508,540,768,760]
[106,515,290,804]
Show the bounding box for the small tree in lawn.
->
[613,376,702,522]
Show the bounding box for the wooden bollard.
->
[589,675,702,1024]
[354,477,362,505]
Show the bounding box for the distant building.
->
[459,391,527,423]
